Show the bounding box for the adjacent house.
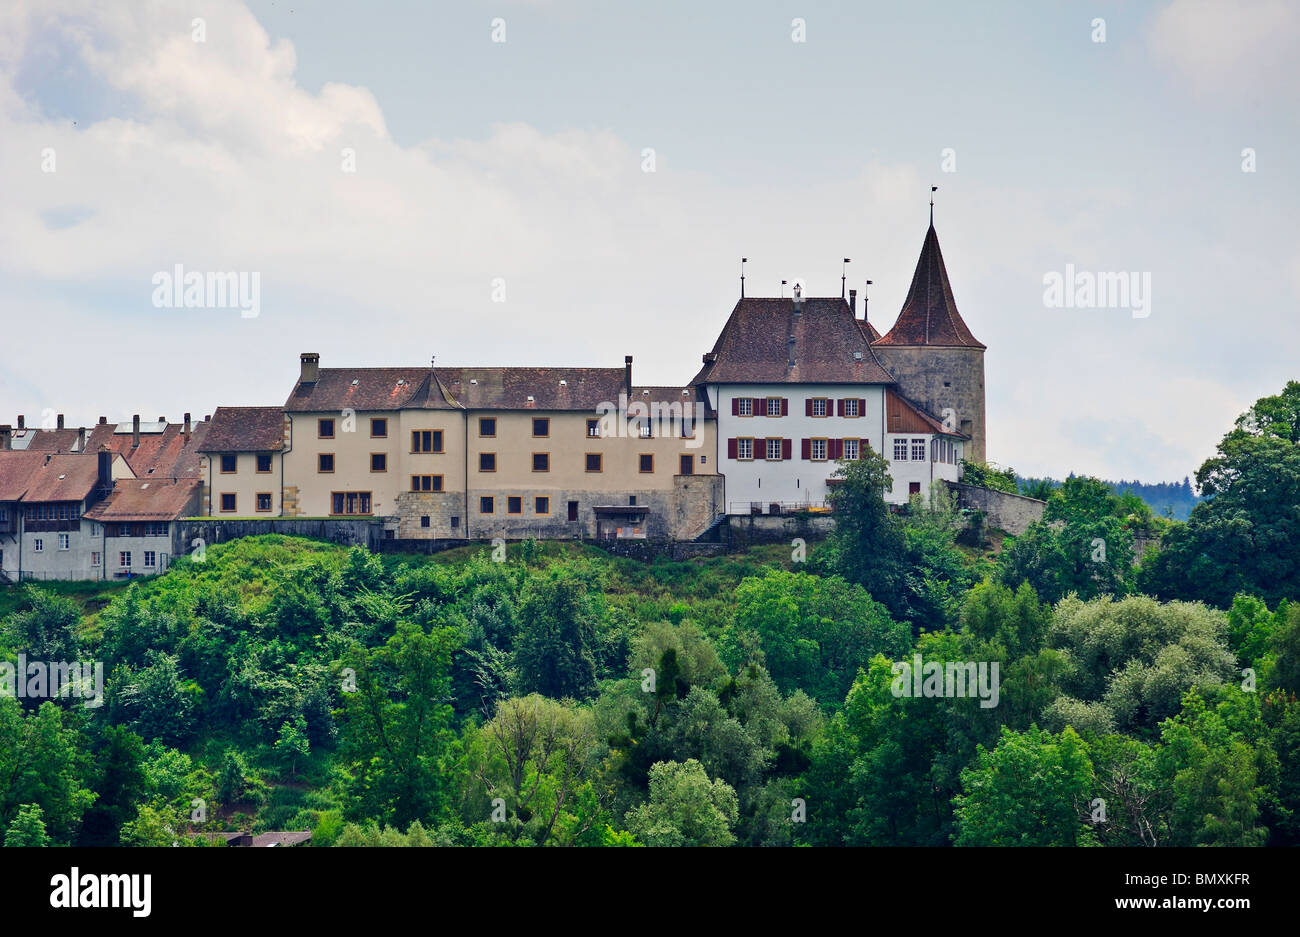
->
[198,406,288,516]
[84,477,203,578]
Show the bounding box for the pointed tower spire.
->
[875,222,984,348]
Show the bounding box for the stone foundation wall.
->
[947,482,1045,535]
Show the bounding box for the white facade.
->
[884,433,963,504]
[709,384,888,512]
[708,384,965,511]
[18,517,105,582]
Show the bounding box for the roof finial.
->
[740,257,747,298]
[841,258,851,299]
[930,185,938,226]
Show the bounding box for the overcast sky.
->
[2,0,1297,482]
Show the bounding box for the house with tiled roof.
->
[84,477,202,578]
[273,353,720,540]
[693,223,978,511]
[198,406,288,516]
[0,449,132,581]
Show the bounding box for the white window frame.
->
[844,398,859,418]
[844,438,860,460]
[91,551,101,567]
[911,438,926,461]
[58,533,70,551]
[810,438,828,461]
[893,438,908,461]
[33,537,44,552]
[144,551,156,568]
[766,398,782,417]
[811,398,828,417]
[738,397,753,417]
[766,438,783,461]
[120,551,131,568]
[737,438,754,461]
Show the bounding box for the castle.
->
[0,221,985,581]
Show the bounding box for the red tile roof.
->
[20,454,104,503]
[876,224,984,348]
[200,407,285,453]
[438,367,626,410]
[11,428,84,452]
[0,452,49,501]
[84,478,201,522]
[284,368,442,412]
[83,421,210,479]
[690,296,896,385]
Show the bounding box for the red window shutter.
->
[837,399,845,417]
[800,438,810,460]
[780,398,789,416]
[757,397,767,416]
[831,439,843,459]
[858,398,867,414]
[731,398,740,416]
[782,438,792,460]
[805,399,813,417]
[727,438,738,459]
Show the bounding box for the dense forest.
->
[2,381,1298,847]
[1016,475,1201,520]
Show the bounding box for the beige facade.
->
[201,451,285,517]
[278,405,719,540]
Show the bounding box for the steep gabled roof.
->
[21,454,103,503]
[0,451,49,501]
[200,407,285,453]
[691,297,896,385]
[875,224,985,348]
[857,318,882,343]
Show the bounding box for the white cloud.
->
[1148,0,1300,96]
[0,0,1290,487]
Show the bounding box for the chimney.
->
[300,352,320,384]
[17,415,25,430]
[183,412,192,441]
[97,447,112,493]
[849,289,857,315]
[158,416,166,423]
[624,355,633,399]
[132,414,140,449]
[77,426,86,451]
[98,416,107,425]
[0,425,11,451]
[56,413,65,429]
[792,283,803,313]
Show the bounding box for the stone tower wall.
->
[874,344,986,463]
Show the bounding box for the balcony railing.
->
[727,500,831,516]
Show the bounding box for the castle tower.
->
[873,223,987,463]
